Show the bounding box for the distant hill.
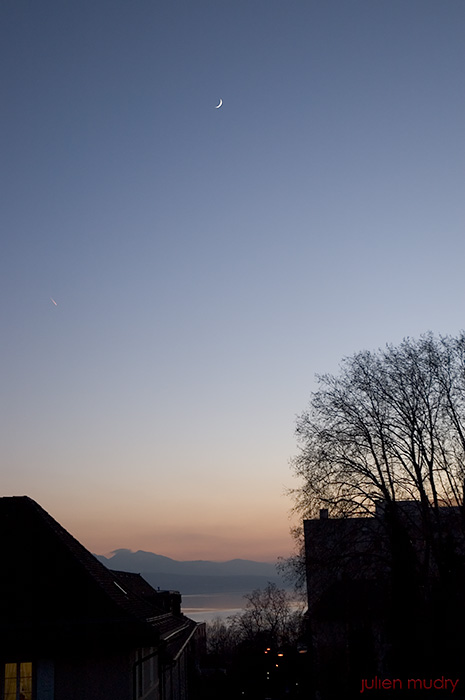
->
[95,549,284,596]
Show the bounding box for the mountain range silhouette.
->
[95,549,284,595]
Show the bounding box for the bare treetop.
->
[292,332,465,520]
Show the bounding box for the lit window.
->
[3,662,33,700]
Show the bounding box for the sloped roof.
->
[0,496,198,657]
[2,496,154,618]
[111,569,198,656]
[112,570,165,601]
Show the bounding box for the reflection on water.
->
[183,608,243,623]
[181,592,304,623]
[182,592,247,623]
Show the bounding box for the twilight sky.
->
[1,0,464,562]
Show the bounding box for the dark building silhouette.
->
[303,501,465,698]
[0,496,203,700]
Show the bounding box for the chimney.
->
[319,508,328,520]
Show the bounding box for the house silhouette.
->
[0,496,202,700]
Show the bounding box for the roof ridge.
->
[3,497,163,624]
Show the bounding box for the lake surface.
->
[182,592,248,622]
[181,592,306,623]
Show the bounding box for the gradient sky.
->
[1,0,464,562]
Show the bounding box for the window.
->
[135,648,158,699]
[3,663,32,700]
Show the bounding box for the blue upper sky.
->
[1,0,464,561]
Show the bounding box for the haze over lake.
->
[97,549,287,614]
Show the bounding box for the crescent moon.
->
[215,99,223,109]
